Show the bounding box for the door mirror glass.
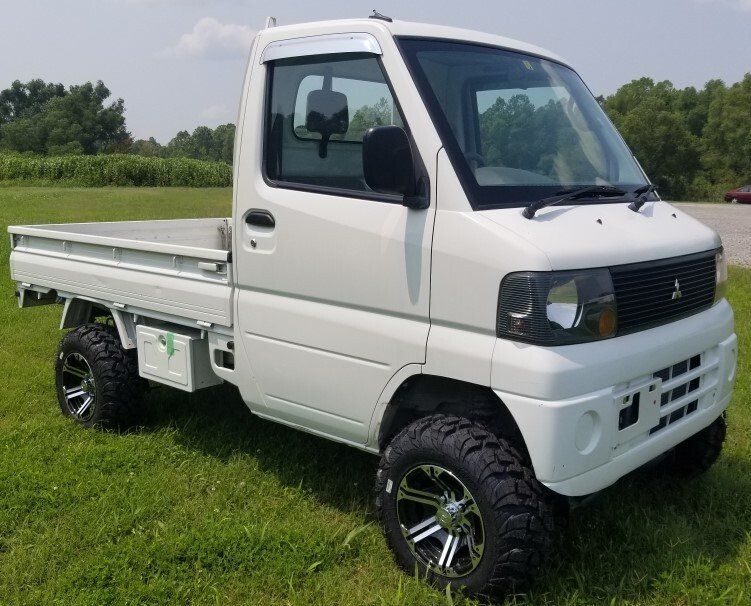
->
[362,125,416,197]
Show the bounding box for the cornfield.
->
[0,154,232,187]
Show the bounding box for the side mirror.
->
[363,126,423,206]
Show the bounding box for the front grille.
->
[649,354,703,435]
[611,250,717,334]
[612,348,717,457]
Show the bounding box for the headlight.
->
[715,248,728,303]
[497,269,617,345]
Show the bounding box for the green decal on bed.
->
[166,332,175,357]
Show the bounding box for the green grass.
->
[0,186,749,605]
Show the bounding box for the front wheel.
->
[665,413,726,477]
[375,415,555,599]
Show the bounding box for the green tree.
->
[164,124,235,163]
[478,95,600,183]
[348,97,393,140]
[165,130,193,158]
[675,79,726,138]
[131,137,166,157]
[602,74,751,199]
[617,102,699,197]
[701,74,751,186]
[480,95,537,168]
[213,123,235,163]
[603,78,701,198]
[0,80,129,155]
[604,78,676,118]
[190,126,216,160]
[0,79,66,124]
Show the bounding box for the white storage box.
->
[136,325,222,392]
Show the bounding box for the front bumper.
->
[492,300,737,496]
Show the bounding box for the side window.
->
[266,54,405,193]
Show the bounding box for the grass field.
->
[0,187,749,606]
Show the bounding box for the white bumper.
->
[492,300,737,496]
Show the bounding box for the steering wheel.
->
[465,152,487,168]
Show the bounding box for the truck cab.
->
[9,16,737,598]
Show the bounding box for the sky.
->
[1,0,749,143]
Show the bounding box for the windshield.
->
[398,38,648,209]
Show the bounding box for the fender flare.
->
[367,363,422,449]
[60,297,137,349]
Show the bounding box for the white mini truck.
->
[9,16,738,597]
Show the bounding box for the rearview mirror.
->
[306,89,349,158]
[362,126,421,204]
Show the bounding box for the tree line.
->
[600,74,751,200]
[1,75,750,199]
[0,79,235,165]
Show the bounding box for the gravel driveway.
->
[675,203,751,266]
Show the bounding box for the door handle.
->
[245,210,275,228]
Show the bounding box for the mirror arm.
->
[402,194,429,210]
[402,176,429,209]
[318,134,330,159]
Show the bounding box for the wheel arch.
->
[60,297,137,349]
[375,373,527,456]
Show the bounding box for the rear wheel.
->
[731,198,739,204]
[55,323,145,429]
[375,415,555,598]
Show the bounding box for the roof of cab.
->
[258,18,569,67]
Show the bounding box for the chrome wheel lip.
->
[61,352,96,421]
[396,463,485,579]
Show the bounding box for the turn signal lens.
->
[596,308,617,337]
[715,249,728,303]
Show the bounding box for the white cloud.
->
[695,0,751,10]
[167,17,254,59]
[201,103,232,122]
[126,0,212,4]
[127,0,194,4]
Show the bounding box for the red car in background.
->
[724,185,751,203]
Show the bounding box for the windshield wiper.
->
[522,185,627,219]
[628,183,659,212]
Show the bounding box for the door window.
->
[265,54,405,193]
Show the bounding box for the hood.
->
[479,201,721,271]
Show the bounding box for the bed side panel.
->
[10,235,232,327]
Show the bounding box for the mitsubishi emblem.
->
[671,278,682,300]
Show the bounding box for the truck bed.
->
[8,218,233,328]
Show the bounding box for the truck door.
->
[233,37,435,445]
